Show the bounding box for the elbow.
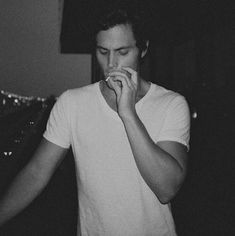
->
[157,191,175,204]
[157,175,186,204]
[151,183,177,204]
[157,192,176,204]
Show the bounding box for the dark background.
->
[1,0,234,235]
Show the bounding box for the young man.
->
[0,6,190,236]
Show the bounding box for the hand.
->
[107,67,138,118]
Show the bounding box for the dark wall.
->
[148,10,234,236]
[0,1,91,98]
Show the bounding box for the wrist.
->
[119,109,138,123]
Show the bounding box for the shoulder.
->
[61,82,98,99]
[57,82,99,105]
[149,83,188,109]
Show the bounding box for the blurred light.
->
[14,99,20,105]
[3,151,12,157]
[192,111,198,119]
[14,139,21,143]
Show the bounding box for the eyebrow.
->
[96,46,132,51]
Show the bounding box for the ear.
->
[141,40,149,58]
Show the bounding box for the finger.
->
[109,77,121,98]
[121,67,138,84]
[111,75,131,90]
[108,68,131,77]
[108,70,130,79]
[121,67,135,74]
[112,70,136,90]
[109,69,131,80]
[111,73,137,92]
[108,72,131,87]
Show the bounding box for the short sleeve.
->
[157,95,191,150]
[43,91,71,148]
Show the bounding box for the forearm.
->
[121,113,185,204]
[0,161,51,226]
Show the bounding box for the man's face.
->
[95,24,142,79]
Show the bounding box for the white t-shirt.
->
[43,81,190,236]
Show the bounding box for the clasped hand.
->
[107,67,138,119]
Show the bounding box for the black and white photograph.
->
[0,0,234,235]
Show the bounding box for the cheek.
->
[119,57,139,70]
[96,55,106,70]
[119,50,140,68]
[96,56,110,78]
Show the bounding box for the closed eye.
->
[118,49,129,55]
[97,48,108,55]
[99,49,108,55]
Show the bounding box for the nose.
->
[108,52,117,69]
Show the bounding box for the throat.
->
[99,81,118,112]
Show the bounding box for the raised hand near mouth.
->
[106,67,139,119]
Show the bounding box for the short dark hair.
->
[93,1,149,53]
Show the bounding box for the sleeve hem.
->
[156,137,190,151]
[43,133,70,149]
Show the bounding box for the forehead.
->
[96,24,136,49]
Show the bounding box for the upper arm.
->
[30,138,69,179]
[43,91,71,149]
[36,91,71,177]
[157,95,191,151]
[156,96,190,174]
[157,141,188,174]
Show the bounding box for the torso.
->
[43,81,186,235]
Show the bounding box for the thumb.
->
[112,83,122,100]
[109,78,122,101]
